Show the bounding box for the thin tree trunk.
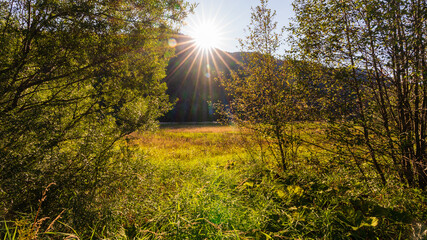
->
[343,5,386,185]
[275,124,287,171]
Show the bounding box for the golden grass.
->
[129,124,247,168]
[128,122,334,174]
[159,124,238,133]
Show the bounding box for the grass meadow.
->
[113,123,426,239]
[3,123,426,239]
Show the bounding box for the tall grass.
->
[113,123,426,239]
[2,123,426,239]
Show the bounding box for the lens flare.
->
[168,38,177,48]
[192,21,221,50]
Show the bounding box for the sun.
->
[189,21,222,51]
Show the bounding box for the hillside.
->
[161,35,242,122]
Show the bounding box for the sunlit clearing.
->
[191,21,222,50]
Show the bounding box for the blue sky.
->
[181,0,294,53]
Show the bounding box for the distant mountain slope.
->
[161,35,361,123]
[161,35,242,122]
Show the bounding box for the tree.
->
[290,0,427,188]
[0,0,191,230]
[219,0,303,171]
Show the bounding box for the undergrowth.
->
[2,123,426,239]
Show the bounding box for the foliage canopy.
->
[0,0,191,231]
[290,0,427,188]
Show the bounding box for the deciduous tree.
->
[0,0,191,229]
[219,0,303,171]
[291,0,427,188]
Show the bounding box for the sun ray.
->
[164,7,246,121]
[192,21,221,50]
[184,47,203,80]
[211,48,243,73]
[167,41,199,78]
[186,11,228,52]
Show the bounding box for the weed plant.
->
[2,124,426,239]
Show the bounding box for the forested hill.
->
[160,36,361,123]
[161,35,242,122]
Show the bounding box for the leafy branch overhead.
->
[0,0,191,230]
